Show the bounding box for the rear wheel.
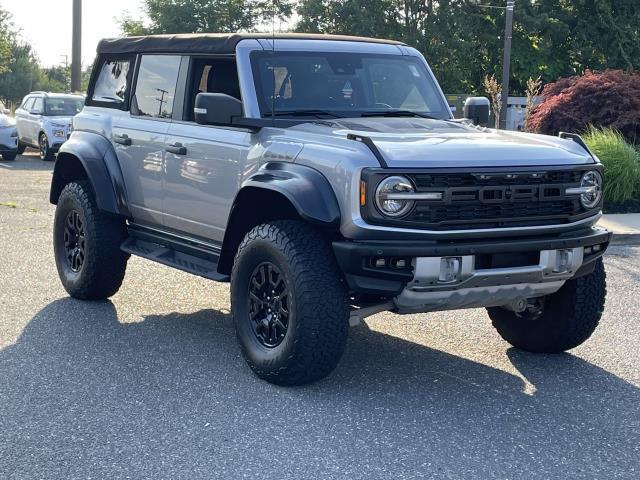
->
[231,220,350,385]
[16,141,26,154]
[487,258,606,352]
[1,152,16,161]
[39,133,54,161]
[53,181,129,299]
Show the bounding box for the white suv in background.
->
[15,92,84,161]
[0,102,18,161]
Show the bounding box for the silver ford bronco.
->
[51,34,611,385]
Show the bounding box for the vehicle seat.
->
[206,63,241,100]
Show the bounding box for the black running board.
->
[121,225,229,282]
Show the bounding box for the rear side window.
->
[91,58,132,105]
[133,55,181,119]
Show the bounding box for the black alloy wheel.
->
[248,262,290,348]
[63,210,86,272]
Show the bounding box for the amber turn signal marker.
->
[360,180,367,206]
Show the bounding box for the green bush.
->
[583,127,640,204]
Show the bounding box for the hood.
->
[0,114,16,128]
[46,116,74,127]
[290,118,594,168]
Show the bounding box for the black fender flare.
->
[217,162,341,274]
[237,162,340,226]
[50,131,130,217]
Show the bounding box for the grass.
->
[583,127,640,204]
[0,201,19,208]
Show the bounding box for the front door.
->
[112,54,182,226]
[163,123,250,242]
[15,97,34,144]
[162,58,250,242]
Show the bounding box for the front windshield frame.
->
[250,50,450,119]
[44,97,84,117]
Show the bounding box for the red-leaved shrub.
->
[527,70,640,144]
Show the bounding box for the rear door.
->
[162,57,251,242]
[111,54,182,226]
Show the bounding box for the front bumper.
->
[333,226,611,313]
[0,143,18,155]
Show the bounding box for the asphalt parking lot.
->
[1,153,639,479]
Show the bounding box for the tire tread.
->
[488,259,606,352]
[54,181,128,300]
[231,220,349,385]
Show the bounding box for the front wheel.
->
[16,141,26,154]
[231,220,350,385]
[39,133,54,161]
[1,152,16,161]
[53,181,129,299]
[487,258,606,353]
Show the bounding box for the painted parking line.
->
[0,162,14,169]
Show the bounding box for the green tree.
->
[295,0,640,94]
[37,65,70,93]
[0,7,15,74]
[0,44,72,107]
[0,42,40,106]
[120,0,293,35]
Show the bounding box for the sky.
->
[1,0,145,67]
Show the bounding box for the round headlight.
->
[375,176,415,217]
[580,170,603,209]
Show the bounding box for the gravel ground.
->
[1,153,639,479]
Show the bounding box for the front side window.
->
[92,58,132,104]
[21,97,34,110]
[44,97,84,116]
[251,51,448,118]
[133,55,181,119]
[32,98,44,114]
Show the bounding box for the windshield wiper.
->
[264,109,344,119]
[360,110,441,120]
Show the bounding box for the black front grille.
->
[362,168,597,231]
[409,200,581,229]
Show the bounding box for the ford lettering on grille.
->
[443,185,567,204]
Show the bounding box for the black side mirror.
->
[194,93,243,126]
[463,97,490,127]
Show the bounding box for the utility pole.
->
[499,0,514,130]
[156,88,169,117]
[71,0,82,92]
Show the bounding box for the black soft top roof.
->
[97,33,406,55]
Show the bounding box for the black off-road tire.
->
[231,220,350,386]
[16,141,26,154]
[53,181,129,300]
[1,152,16,161]
[487,258,606,353]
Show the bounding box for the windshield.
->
[44,97,84,116]
[251,51,449,119]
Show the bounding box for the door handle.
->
[113,133,132,146]
[166,142,187,155]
